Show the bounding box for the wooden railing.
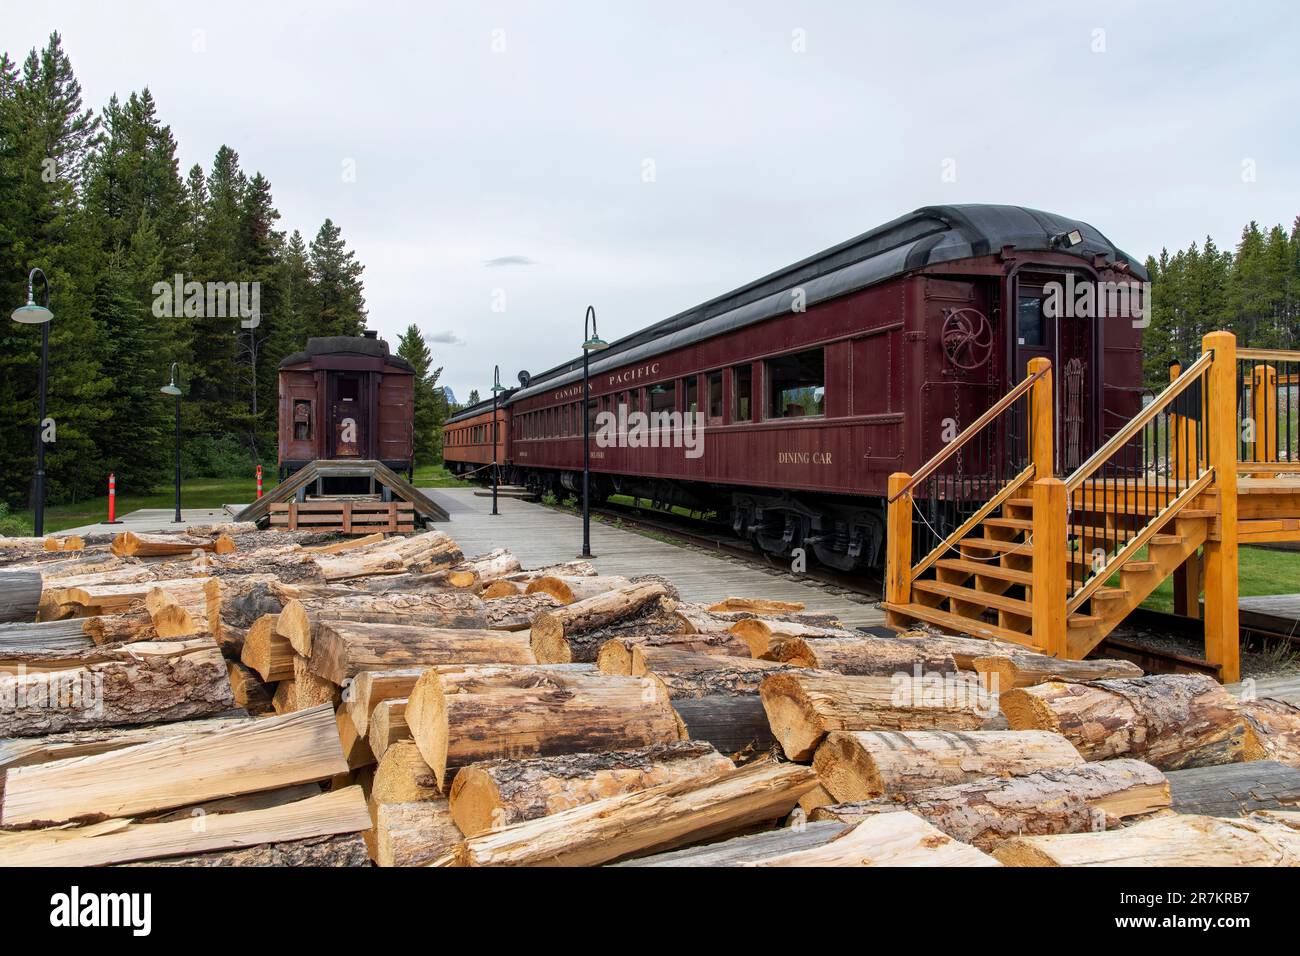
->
[1237,347,1300,475]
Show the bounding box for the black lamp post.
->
[161,363,183,523]
[11,268,54,537]
[579,305,608,558]
[490,365,505,516]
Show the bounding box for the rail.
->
[1237,347,1300,475]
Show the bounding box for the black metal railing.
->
[1237,350,1300,473]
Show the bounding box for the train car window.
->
[648,382,675,413]
[629,388,642,414]
[684,376,698,414]
[1017,294,1044,346]
[766,349,825,418]
[733,365,753,421]
[293,400,312,440]
[707,371,723,419]
[338,377,359,402]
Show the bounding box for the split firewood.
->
[526,574,630,604]
[1241,698,1300,767]
[448,741,735,836]
[43,534,86,552]
[730,619,863,658]
[405,663,687,790]
[368,698,411,760]
[0,639,234,737]
[0,617,98,655]
[0,785,371,867]
[630,647,797,699]
[451,760,818,867]
[336,708,374,769]
[38,574,212,620]
[798,784,837,814]
[618,820,851,866]
[759,670,1000,761]
[437,549,522,590]
[227,660,275,715]
[313,530,462,581]
[0,714,254,773]
[749,812,999,867]
[1000,674,1247,770]
[183,521,258,538]
[481,561,598,598]
[1253,809,1300,830]
[346,668,424,737]
[530,581,675,663]
[240,614,294,682]
[597,632,751,675]
[202,573,278,648]
[81,607,158,645]
[276,591,487,656]
[812,729,1086,802]
[110,530,236,558]
[123,832,371,867]
[309,620,534,686]
[993,812,1300,866]
[673,603,844,635]
[709,597,805,614]
[478,592,564,630]
[303,532,386,554]
[670,696,778,759]
[0,705,348,827]
[272,679,295,714]
[891,630,1030,669]
[971,651,1143,691]
[370,740,439,807]
[811,758,1169,849]
[292,653,341,711]
[144,578,217,637]
[375,800,463,867]
[138,782,324,823]
[0,570,42,623]
[758,634,958,676]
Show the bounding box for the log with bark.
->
[276,591,488,656]
[44,575,213,619]
[0,785,371,867]
[448,741,735,836]
[617,820,850,866]
[709,597,805,614]
[971,651,1143,691]
[478,592,563,630]
[226,660,275,715]
[1241,698,1300,767]
[759,670,1001,761]
[993,812,1300,866]
[748,812,999,867]
[239,614,293,682]
[0,617,97,655]
[0,705,348,827]
[629,647,796,699]
[292,653,341,711]
[346,668,424,737]
[730,619,863,658]
[312,530,462,581]
[405,663,687,790]
[673,603,845,634]
[481,561,598,598]
[811,758,1169,849]
[1000,674,1247,770]
[669,696,778,760]
[0,714,254,772]
[0,570,42,623]
[307,620,535,686]
[597,632,750,675]
[110,530,236,558]
[81,607,158,645]
[530,581,674,663]
[123,832,370,867]
[375,800,463,867]
[526,574,630,604]
[145,578,218,638]
[370,740,439,806]
[1164,760,1300,817]
[758,634,958,676]
[0,638,234,737]
[452,760,818,867]
[811,729,1086,802]
[437,549,522,590]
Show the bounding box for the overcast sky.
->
[10,1,1298,399]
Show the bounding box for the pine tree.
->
[467,389,481,405]
[308,218,366,336]
[396,324,445,465]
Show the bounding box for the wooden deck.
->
[425,487,886,628]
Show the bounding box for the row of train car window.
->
[446,422,495,445]
[514,346,827,441]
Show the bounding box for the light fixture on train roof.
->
[1052,228,1084,249]
[582,305,608,351]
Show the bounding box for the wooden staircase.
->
[884,331,1250,682]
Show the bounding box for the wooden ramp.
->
[234,460,448,528]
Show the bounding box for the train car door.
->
[330,373,364,458]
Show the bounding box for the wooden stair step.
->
[912,580,1032,617]
[982,517,1032,531]
[883,602,1040,649]
[933,559,1033,587]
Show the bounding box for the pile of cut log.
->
[2,523,1299,867]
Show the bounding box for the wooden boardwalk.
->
[425,487,885,628]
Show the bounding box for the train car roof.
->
[498,204,1147,405]
[279,334,414,372]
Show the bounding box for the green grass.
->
[1142,545,1300,613]
[412,463,467,487]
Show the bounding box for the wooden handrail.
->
[1238,347,1300,362]
[888,364,1049,502]
[1065,349,1214,493]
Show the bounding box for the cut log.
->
[346,668,423,737]
[811,758,1169,850]
[440,549,522,590]
[759,634,957,676]
[993,812,1300,866]
[0,705,348,827]
[483,561,598,599]
[730,619,862,658]
[43,534,85,552]
[709,597,804,614]
[0,618,97,655]
[292,653,341,710]
[313,530,462,581]
[226,660,275,715]
[110,530,236,558]
[405,663,686,790]
[304,531,385,554]
[670,696,777,759]
[1242,698,1300,767]
[0,639,234,737]
[375,800,463,867]
[123,832,370,867]
[308,621,534,686]
[811,729,1085,802]
[0,785,370,867]
[453,760,818,867]
[597,632,750,675]
[617,820,850,866]
[370,740,439,806]
[1000,674,1247,769]
[1165,760,1300,816]
[46,575,211,618]
[971,652,1143,691]
[749,812,999,867]
[449,741,735,836]
[631,647,796,698]
[760,670,1000,761]
[272,679,295,714]
[478,593,562,630]
[526,574,630,605]
[368,698,410,760]
[0,570,42,623]
[0,714,254,772]
[336,707,374,769]
[239,614,293,682]
[82,607,158,645]
[530,581,672,663]
[674,603,844,634]
[276,591,488,657]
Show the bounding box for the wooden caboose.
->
[277,332,414,479]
